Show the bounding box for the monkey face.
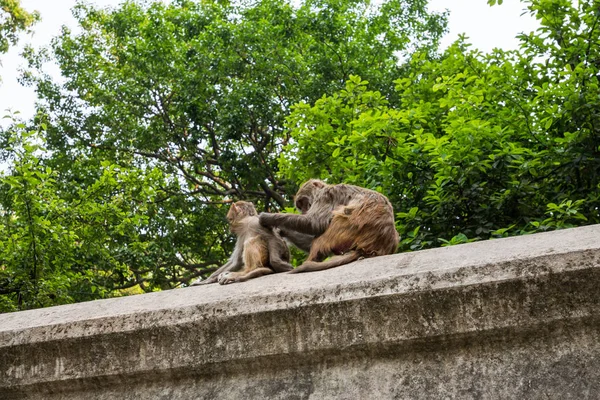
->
[227,201,258,223]
[295,196,311,214]
[294,179,326,214]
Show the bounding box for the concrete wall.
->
[1,224,600,399]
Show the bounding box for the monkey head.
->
[294,179,327,214]
[227,201,258,223]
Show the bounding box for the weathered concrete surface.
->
[1,225,600,399]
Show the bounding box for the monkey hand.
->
[258,212,276,227]
[190,276,215,286]
[218,272,237,285]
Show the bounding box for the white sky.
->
[0,0,539,124]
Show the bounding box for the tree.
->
[0,119,206,312]
[3,0,446,308]
[5,0,599,312]
[282,0,600,250]
[28,0,445,206]
[0,0,38,55]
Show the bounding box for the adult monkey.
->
[259,179,399,272]
[192,201,293,285]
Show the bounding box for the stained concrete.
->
[1,225,600,399]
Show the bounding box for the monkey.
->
[259,179,399,273]
[192,201,293,285]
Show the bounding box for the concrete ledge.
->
[1,225,600,399]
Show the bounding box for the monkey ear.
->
[312,180,326,188]
[228,203,238,218]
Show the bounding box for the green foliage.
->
[283,1,600,251]
[0,0,39,55]
[3,0,445,311]
[24,0,445,212]
[5,0,599,312]
[0,117,225,312]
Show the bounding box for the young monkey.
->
[193,201,293,285]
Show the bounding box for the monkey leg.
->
[269,256,293,272]
[289,250,362,274]
[267,237,293,272]
[305,219,354,262]
[191,260,237,286]
[217,236,274,284]
[191,276,217,286]
[305,234,332,263]
[218,268,274,285]
[244,237,269,269]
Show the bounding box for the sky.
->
[0,0,540,124]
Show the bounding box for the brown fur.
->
[192,201,292,285]
[259,179,399,273]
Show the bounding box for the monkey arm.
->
[225,242,245,271]
[191,239,245,285]
[259,212,328,236]
[277,227,314,253]
[193,260,231,285]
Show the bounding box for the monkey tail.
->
[289,250,362,274]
